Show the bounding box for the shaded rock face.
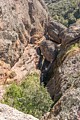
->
[0,0,48,66]
[40,40,58,62]
[47,21,67,43]
[0,103,38,120]
[47,48,80,100]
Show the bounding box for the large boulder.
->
[0,103,38,120]
[60,21,80,46]
[40,40,58,62]
[47,20,80,47]
[47,21,67,43]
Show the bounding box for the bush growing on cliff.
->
[45,0,80,26]
[2,73,53,118]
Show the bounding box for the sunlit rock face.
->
[0,0,48,66]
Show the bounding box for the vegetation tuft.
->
[45,0,80,26]
[2,73,53,119]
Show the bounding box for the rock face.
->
[39,21,80,120]
[0,0,48,66]
[11,44,38,82]
[39,20,80,68]
[0,103,38,120]
[0,0,49,87]
[47,20,67,43]
[61,21,80,46]
[0,0,80,119]
[40,40,58,62]
[41,46,80,120]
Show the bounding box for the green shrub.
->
[45,0,80,26]
[2,73,53,118]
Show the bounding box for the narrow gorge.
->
[0,0,80,120]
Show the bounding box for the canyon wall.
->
[0,0,48,66]
[40,20,80,120]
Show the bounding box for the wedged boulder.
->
[47,21,67,43]
[40,40,58,62]
[0,103,38,120]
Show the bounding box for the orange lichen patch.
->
[32,32,43,39]
[0,60,11,85]
[30,33,45,46]
[61,45,80,63]
[70,25,80,31]
[8,71,16,79]
[5,78,14,84]
[35,36,45,46]
[66,48,80,59]
[12,39,20,49]
[76,19,80,24]
[0,60,16,85]
[0,21,3,30]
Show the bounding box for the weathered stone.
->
[47,21,67,43]
[42,45,80,120]
[11,44,39,82]
[0,0,48,66]
[0,103,38,120]
[47,48,80,99]
[42,88,80,120]
[30,33,44,44]
[0,0,48,98]
[0,60,11,85]
[60,21,80,46]
[40,40,58,62]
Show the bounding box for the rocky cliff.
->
[0,0,48,66]
[40,20,80,119]
[0,0,80,119]
[0,0,49,85]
